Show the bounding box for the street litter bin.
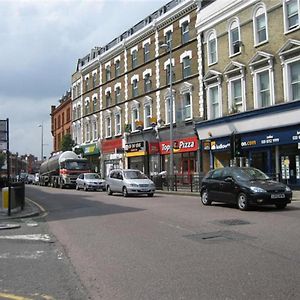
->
[1,187,9,209]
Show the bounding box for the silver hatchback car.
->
[106,169,156,197]
[76,173,106,191]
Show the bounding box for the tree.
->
[60,134,75,152]
[0,151,6,170]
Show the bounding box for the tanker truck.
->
[39,151,90,188]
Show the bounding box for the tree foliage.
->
[60,134,76,152]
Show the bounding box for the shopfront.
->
[101,138,123,178]
[80,142,100,173]
[195,100,300,188]
[125,141,148,174]
[159,136,199,181]
[201,125,300,187]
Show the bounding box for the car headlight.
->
[129,183,138,187]
[250,186,266,193]
[285,186,291,192]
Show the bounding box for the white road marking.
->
[0,234,52,242]
[0,251,44,259]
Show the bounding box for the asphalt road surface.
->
[4,185,300,300]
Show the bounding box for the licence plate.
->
[271,193,285,199]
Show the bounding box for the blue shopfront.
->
[203,125,300,187]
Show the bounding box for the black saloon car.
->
[200,167,292,211]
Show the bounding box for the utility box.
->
[1,187,9,209]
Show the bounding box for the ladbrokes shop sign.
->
[159,137,198,154]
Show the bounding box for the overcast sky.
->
[0,0,167,160]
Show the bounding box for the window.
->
[290,60,300,100]
[115,87,121,103]
[182,57,191,78]
[165,96,175,124]
[131,107,139,131]
[67,108,70,122]
[115,112,121,135]
[106,92,112,107]
[77,105,81,118]
[208,85,220,119]
[92,73,97,88]
[132,79,138,97]
[166,64,175,84]
[181,22,189,44]
[230,78,243,112]
[183,93,192,120]
[229,20,241,56]
[144,43,150,63]
[85,101,90,115]
[207,31,217,65]
[92,120,97,140]
[165,30,173,47]
[93,97,97,112]
[144,103,152,128]
[85,78,89,91]
[105,116,112,138]
[132,50,138,68]
[85,121,90,142]
[284,0,299,31]
[115,60,121,77]
[257,70,271,108]
[72,108,76,120]
[105,65,111,81]
[253,5,268,45]
[144,74,152,93]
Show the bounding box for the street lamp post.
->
[159,41,174,190]
[38,123,44,161]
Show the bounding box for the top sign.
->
[159,136,198,154]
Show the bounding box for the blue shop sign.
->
[206,126,300,152]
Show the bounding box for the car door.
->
[78,174,84,188]
[115,171,124,193]
[219,168,236,203]
[208,169,224,201]
[109,171,117,192]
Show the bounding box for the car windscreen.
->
[85,174,100,179]
[124,170,148,179]
[65,161,89,170]
[233,168,270,181]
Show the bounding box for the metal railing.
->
[151,174,205,193]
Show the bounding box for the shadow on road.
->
[26,186,145,222]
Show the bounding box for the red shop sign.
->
[101,138,122,154]
[148,142,160,155]
[159,136,198,154]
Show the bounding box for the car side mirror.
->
[224,177,234,183]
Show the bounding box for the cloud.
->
[0,0,166,159]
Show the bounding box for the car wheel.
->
[147,193,154,197]
[275,203,287,209]
[123,187,129,197]
[237,193,249,211]
[201,189,211,206]
[107,186,113,195]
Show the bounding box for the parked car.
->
[106,169,156,197]
[26,174,35,184]
[200,167,292,211]
[34,173,40,185]
[76,173,106,191]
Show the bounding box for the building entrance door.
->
[181,158,195,184]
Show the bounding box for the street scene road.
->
[2,185,297,300]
